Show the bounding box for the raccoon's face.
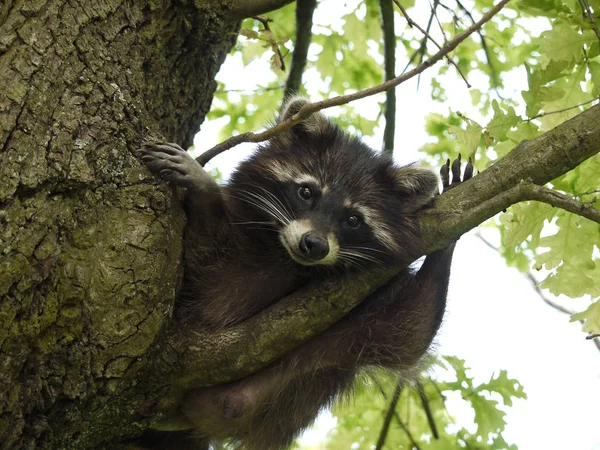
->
[228,97,439,268]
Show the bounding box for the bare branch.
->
[476,233,600,353]
[429,0,447,44]
[222,84,285,93]
[527,96,600,121]
[393,0,471,87]
[455,0,500,88]
[416,379,439,439]
[252,15,286,71]
[284,0,317,98]
[380,0,397,152]
[578,0,600,44]
[375,378,404,450]
[197,0,511,166]
[226,0,295,22]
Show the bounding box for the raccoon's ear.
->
[278,96,333,137]
[391,166,439,207]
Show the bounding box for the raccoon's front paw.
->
[440,154,473,193]
[136,141,210,191]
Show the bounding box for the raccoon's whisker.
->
[338,250,382,266]
[231,221,277,226]
[244,226,279,233]
[345,246,389,255]
[250,184,295,222]
[336,253,368,270]
[225,192,287,225]
[237,189,290,225]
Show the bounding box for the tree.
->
[0,1,598,449]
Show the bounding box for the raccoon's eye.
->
[298,186,313,200]
[347,215,361,228]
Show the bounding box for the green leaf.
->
[571,300,600,338]
[486,100,520,142]
[539,24,597,67]
[448,117,483,158]
[478,370,527,407]
[589,61,600,97]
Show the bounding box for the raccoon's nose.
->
[299,233,329,261]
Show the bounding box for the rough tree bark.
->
[0,1,239,448]
[0,1,599,450]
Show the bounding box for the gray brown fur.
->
[136,97,471,450]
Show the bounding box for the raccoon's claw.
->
[136,141,209,191]
[440,154,473,193]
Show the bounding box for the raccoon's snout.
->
[299,233,329,261]
[280,220,338,265]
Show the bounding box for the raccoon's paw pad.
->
[440,154,473,193]
[136,142,207,190]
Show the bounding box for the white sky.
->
[193,2,600,449]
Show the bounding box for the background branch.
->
[197,0,510,166]
[476,233,600,352]
[394,0,471,87]
[455,0,500,88]
[284,0,317,98]
[416,379,439,439]
[380,0,397,152]
[375,378,404,450]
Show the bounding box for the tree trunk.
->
[0,1,237,448]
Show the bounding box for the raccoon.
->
[136,97,471,450]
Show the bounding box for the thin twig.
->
[400,1,436,80]
[393,0,471,87]
[221,84,285,93]
[375,378,404,450]
[578,0,600,44]
[198,0,510,165]
[380,0,397,152]
[283,0,317,98]
[415,379,439,439]
[476,232,600,352]
[252,15,286,71]
[375,381,423,449]
[429,0,447,44]
[393,411,423,450]
[455,0,500,89]
[527,96,600,121]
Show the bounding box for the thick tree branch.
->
[516,183,600,223]
[380,0,397,152]
[283,0,317,98]
[225,0,295,22]
[165,103,600,389]
[197,0,511,166]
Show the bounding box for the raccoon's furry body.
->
[137,97,468,450]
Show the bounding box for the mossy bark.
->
[0,1,237,448]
